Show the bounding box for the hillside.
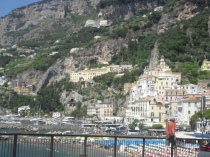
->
[0,0,210,116]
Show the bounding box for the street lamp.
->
[201,96,206,143]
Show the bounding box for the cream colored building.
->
[70,65,132,82]
[201,59,210,71]
[87,102,113,119]
[149,102,166,123]
[100,20,108,26]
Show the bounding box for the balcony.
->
[0,133,202,157]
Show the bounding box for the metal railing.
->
[0,133,204,157]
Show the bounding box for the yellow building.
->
[70,67,111,82]
[149,100,166,123]
[70,65,132,82]
[14,86,31,95]
[201,59,210,71]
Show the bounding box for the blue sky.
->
[0,0,41,18]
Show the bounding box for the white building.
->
[0,76,6,86]
[125,97,150,123]
[85,20,100,28]
[18,106,30,116]
[52,112,62,118]
[126,56,180,124]
[100,20,108,26]
[176,96,201,125]
[181,84,198,95]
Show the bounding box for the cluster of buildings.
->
[9,80,35,95]
[84,12,110,28]
[70,65,132,82]
[125,56,210,127]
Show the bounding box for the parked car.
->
[197,141,210,157]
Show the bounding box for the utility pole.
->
[201,96,206,144]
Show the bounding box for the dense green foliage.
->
[97,0,170,9]
[0,90,36,113]
[176,61,199,84]
[36,85,63,112]
[191,109,210,129]
[158,9,210,83]
[0,56,11,68]
[191,109,210,121]
[70,10,97,25]
[9,26,108,74]
[93,68,142,91]
[0,79,77,114]
[110,34,157,66]
[129,119,139,129]
[4,25,36,37]
[151,124,163,129]
[188,0,210,6]
[70,103,87,118]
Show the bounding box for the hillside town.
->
[1,44,210,129]
[125,56,210,127]
[0,54,209,130]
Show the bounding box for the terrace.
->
[0,133,204,157]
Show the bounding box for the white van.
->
[127,129,141,135]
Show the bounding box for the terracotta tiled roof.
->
[182,96,200,102]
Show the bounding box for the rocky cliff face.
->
[0,0,100,46]
[5,0,204,86]
[157,1,205,34]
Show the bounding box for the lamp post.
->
[201,96,206,144]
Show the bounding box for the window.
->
[188,111,191,114]
[151,112,154,117]
[159,113,161,117]
[188,103,191,107]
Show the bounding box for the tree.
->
[70,103,87,118]
[128,119,139,129]
[36,84,63,113]
[139,122,145,130]
[191,109,210,130]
